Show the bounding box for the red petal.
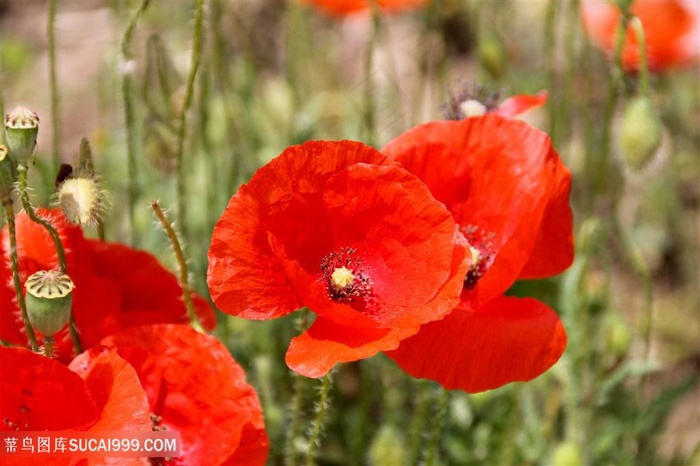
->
[384,115,571,306]
[207,140,386,319]
[493,90,548,118]
[519,155,575,278]
[303,0,427,16]
[0,347,98,431]
[69,346,152,432]
[386,296,567,392]
[85,240,216,331]
[286,317,404,378]
[102,324,268,466]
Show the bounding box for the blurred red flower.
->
[0,209,216,363]
[304,0,428,16]
[207,140,469,378]
[383,114,573,392]
[0,345,152,465]
[87,324,269,466]
[581,0,699,71]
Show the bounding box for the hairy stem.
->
[150,200,201,331]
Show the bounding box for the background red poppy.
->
[382,114,572,392]
[0,209,216,363]
[581,0,699,71]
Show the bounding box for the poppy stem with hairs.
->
[306,370,334,466]
[17,164,82,355]
[286,309,313,466]
[150,199,202,332]
[422,386,449,466]
[3,201,39,352]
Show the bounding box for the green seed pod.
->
[552,441,583,466]
[618,96,663,172]
[0,145,18,203]
[4,106,39,165]
[25,270,74,337]
[368,425,405,466]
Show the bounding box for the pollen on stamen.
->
[320,247,372,303]
[460,225,496,290]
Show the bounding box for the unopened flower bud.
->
[54,171,109,226]
[478,36,506,79]
[552,441,583,466]
[618,96,663,172]
[368,425,405,466]
[25,270,74,337]
[0,145,17,203]
[4,106,39,165]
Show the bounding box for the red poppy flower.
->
[0,208,216,363]
[0,345,151,465]
[581,0,699,71]
[97,324,268,466]
[304,0,428,16]
[207,140,469,378]
[382,114,573,392]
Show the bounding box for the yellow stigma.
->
[331,266,355,290]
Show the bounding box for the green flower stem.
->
[47,0,61,172]
[285,370,306,466]
[4,202,39,352]
[306,371,334,466]
[407,379,431,465]
[121,0,151,246]
[423,386,449,466]
[79,138,105,241]
[17,165,82,354]
[150,200,201,332]
[630,17,650,97]
[613,213,653,394]
[175,0,204,245]
[18,166,66,273]
[363,1,380,147]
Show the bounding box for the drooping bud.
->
[551,441,583,466]
[368,425,406,466]
[0,145,18,204]
[478,35,506,79]
[25,270,74,337]
[618,96,663,173]
[54,170,109,226]
[4,106,39,165]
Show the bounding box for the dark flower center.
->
[319,247,372,303]
[460,225,495,290]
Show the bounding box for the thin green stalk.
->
[79,138,106,240]
[150,200,202,332]
[18,165,82,354]
[18,166,66,273]
[47,0,60,172]
[363,2,380,146]
[121,0,151,246]
[175,0,205,245]
[4,202,39,352]
[422,386,449,466]
[630,17,649,97]
[407,379,431,465]
[285,371,306,466]
[306,372,334,466]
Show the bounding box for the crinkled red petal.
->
[101,324,268,466]
[0,347,98,431]
[384,115,571,306]
[207,140,385,319]
[303,0,427,16]
[386,295,567,393]
[69,346,152,432]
